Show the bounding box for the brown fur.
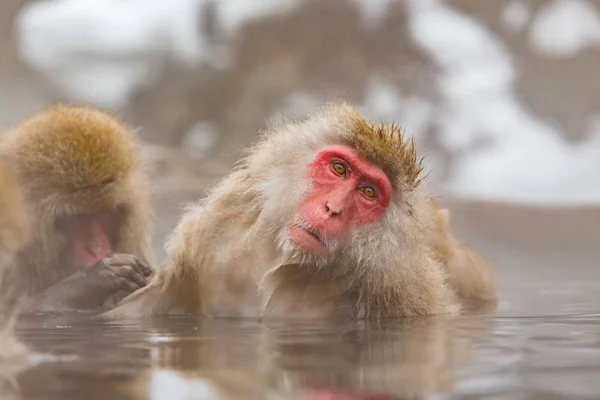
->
[428,200,497,304]
[0,161,31,364]
[107,102,496,318]
[0,104,155,302]
[351,117,424,191]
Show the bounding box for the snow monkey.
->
[0,161,29,278]
[0,161,31,365]
[107,102,497,318]
[0,105,156,313]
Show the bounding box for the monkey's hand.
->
[23,254,153,313]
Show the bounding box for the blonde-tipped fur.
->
[0,104,155,301]
[0,161,31,363]
[108,102,496,318]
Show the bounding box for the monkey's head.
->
[1,105,150,279]
[246,103,426,270]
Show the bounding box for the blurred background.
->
[1,0,599,263]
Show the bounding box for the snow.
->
[503,1,530,31]
[15,0,298,110]
[16,0,209,110]
[406,0,600,204]
[357,77,433,143]
[349,0,394,27]
[530,0,600,57]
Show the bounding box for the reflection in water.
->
[7,310,600,399]
[0,324,30,400]
[3,314,493,400]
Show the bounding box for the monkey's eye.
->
[360,186,376,199]
[331,162,347,176]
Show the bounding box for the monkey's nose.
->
[324,202,342,217]
[86,242,103,258]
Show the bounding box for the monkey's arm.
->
[21,254,153,313]
[101,266,196,317]
[106,170,263,317]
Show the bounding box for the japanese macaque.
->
[108,102,496,318]
[0,161,32,387]
[0,162,29,281]
[0,159,29,324]
[0,105,156,313]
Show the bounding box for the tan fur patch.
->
[350,115,424,190]
[3,105,136,207]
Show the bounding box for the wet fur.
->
[108,103,496,318]
[0,162,32,364]
[0,105,155,302]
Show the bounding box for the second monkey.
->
[0,105,156,313]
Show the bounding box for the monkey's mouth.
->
[288,224,326,256]
[301,226,322,242]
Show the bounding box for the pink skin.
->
[69,213,112,267]
[288,145,392,257]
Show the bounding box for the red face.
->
[288,145,392,257]
[66,212,112,267]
